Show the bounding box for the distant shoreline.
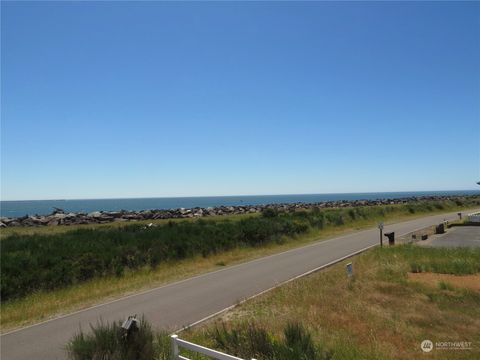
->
[1,190,479,218]
[1,193,479,227]
[2,189,479,203]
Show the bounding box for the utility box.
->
[121,315,139,340]
[435,223,445,234]
[384,232,395,246]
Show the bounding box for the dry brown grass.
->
[408,273,480,291]
[185,246,480,359]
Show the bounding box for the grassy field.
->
[2,198,479,332]
[180,245,480,360]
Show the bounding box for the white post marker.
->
[346,262,353,277]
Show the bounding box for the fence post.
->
[171,334,179,360]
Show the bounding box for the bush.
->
[211,322,274,359]
[262,208,279,218]
[210,321,332,360]
[67,316,155,360]
[275,322,321,360]
[438,281,455,291]
[155,331,172,360]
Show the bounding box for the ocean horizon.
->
[1,190,479,218]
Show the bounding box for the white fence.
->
[171,335,256,360]
[468,212,480,223]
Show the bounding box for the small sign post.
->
[378,222,384,247]
[346,262,353,277]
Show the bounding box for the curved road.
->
[1,210,474,359]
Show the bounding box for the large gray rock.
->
[52,207,65,214]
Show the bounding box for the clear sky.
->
[1,1,479,201]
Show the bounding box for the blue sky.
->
[1,1,479,201]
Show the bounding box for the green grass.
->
[376,245,480,275]
[438,281,455,291]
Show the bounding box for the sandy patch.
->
[408,272,480,291]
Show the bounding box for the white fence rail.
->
[468,212,480,223]
[171,335,255,360]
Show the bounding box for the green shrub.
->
[67,316,155,360]
[211,321,332,360]
[347,209,356,220]
[210,322,274,359]
[438,281,455,291]
[275,322,321,360]
[262,208,279,218]
[155,330,172,360]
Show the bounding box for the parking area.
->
[421,226,480,248]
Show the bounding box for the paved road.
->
[420,226,480,247]
[1,210,477,359]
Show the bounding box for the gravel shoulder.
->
[419,226,480,248]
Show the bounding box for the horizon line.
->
[1,189,479,203]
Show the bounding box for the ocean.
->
[1,190,479,218]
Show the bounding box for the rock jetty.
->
[0,195,478,228]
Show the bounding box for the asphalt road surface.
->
[421,226,480,247]
[2,210,477,359]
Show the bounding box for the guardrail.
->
[171,334,256,360]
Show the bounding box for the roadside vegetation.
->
[68,318,331,360]
[182,245,480,359]
[66,318,160,360]
[3,199,478,301]
[2,197,479,331]
[66,245,480,359]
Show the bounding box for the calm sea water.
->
[1,190,479,218]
